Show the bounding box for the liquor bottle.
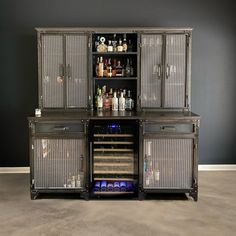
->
[107,58,112,77]
[98,56,104,77]
[125,90,134,111]
[116,60,123,77]
[102,85,106,95]
[97,36,107,52]
[117,38,123,52]
[103,93,110,111]
[107,40,113,52]
[114,182,120,191]
[71,176,76,188]
[103,59,108,77]
[130,59,134,76]
[94,181,101,191]
[101,180,107,191]
[107,182,114,191]
[112,34,117,52]
[76,174,81,187]
[112,59,117,77]
[127,39,133,52]
[125,58,131,77]
[120,182,127,191]
[108,88,113,110]
[95,57,100,77]
[95,86,100,109]
[122,34,128,52]
[119,92,125,111]
[95,36,100,51]
[112,92,118,111]
[97,89,103,110]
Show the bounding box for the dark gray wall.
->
[1,0,235,166]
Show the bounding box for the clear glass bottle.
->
[103,59,108,77]
[95,57,100,77]
[117,38,123,52]
[97,36,107,52]
[103,93,110,111]
[112,59,117,77]
[122,34,128,52]
[112,92,118,111]
[98,56,104,77]
[112,34,117,52]
[125,58,131,77]
[119,92,125,111]
[108,88,113,110]
[107,40,113,52]
[127,39,133,52]
[107,58,112,77]
[125,90,134,111]
[95,36,100,51]
[97,89,103,110]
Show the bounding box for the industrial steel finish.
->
[143,138,193,189]
[33,138,84,189]
[66,35,88,108]
[164,34,186,108]
[141,34,162,108]
[42,35,64,108]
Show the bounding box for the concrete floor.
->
[0,172,235,236]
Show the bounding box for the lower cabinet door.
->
[33,138,85,189]
[143,138,193,189]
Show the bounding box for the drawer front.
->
[35,123,85,134]
[144,123,193,134]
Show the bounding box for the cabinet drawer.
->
[144,123,193,134]
[35,123,85,133]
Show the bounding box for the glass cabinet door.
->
[164,34,187,108]
[143,138,193,189]
[41,35,64,108]
[141,34,163,108]
[66,34,88,108]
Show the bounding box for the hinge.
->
[32,179,35,187]
[139,42,142,48]
[32,144,34,150]
[194,143,198,150]
[38,38,42,48]
[88,42,91,48]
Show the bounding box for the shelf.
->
[93,191,134,195]
[94,170,134,174]
[94,148,133,152]
[94,177,134,181]
[94,77,137,80]
[94,156,133,161]
[92,52,137,55]
[94,141,134,145]
[94,134,133,138]
[94,163,133,167]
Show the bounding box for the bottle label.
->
[117,45,123,52]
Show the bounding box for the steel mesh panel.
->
[141,34,162,108]
[66,35,88,108]
[33,138,84,189]
[143,138,193,189]
[42,35,64,108]
[165,35,186,108]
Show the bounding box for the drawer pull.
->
[161,126,176,131]
[53,126,69,131]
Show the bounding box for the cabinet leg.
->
[138,192,146,201]
[81,192,89,201]
[31,191,39,200]
[189,183,198,201]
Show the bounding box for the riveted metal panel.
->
[141,34,162,108]
[33,138,84,189]
[66,35,88,108]
[143,138,193,189]
[165,35,186,108]
[41,35,64,108]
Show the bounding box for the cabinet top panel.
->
[28,111,200,122]
[35,27,193,34]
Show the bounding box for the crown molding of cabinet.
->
[0,165,236,173]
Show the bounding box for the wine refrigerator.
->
[89,120,139,197]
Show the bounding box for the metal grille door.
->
[141,34,163,108]
[33,138,84,189]
[42,35,64,108]
[66,35,88,108]
[143,138,193,189]
[165,35,186,108]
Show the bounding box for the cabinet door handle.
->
[161,125,176,131]
[90,142,93,183]
[166,64,170,79]
[53,126,68,131]
[157,64,161,78]
[67,64,71,79]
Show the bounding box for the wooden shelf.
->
[94,170,134,174]
[94,155,133,160]
[94,163,133,167]
[94,177,134,181]
[94,148,133,152]
[93,191,134,195]
[94,141,134,145]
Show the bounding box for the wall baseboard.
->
[0,165,236,173]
